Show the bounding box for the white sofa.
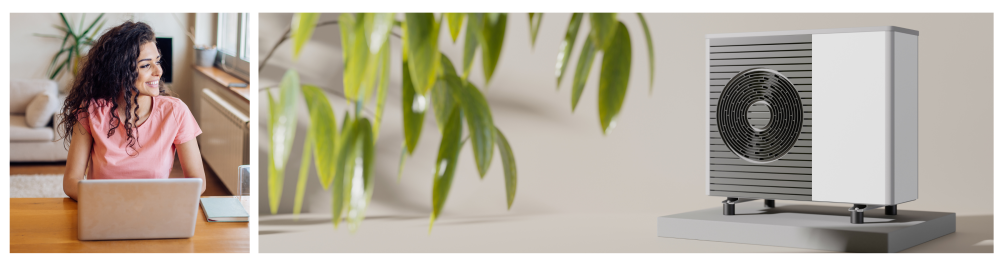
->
[10,79,68,162]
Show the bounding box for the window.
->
[216,13,249,81]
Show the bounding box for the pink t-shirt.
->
[81,96,202,179]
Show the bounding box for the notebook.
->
[200,197,249,222]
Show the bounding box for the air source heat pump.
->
[706,27,918,224]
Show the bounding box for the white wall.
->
[258,13,993,218]
[10,13,196,105]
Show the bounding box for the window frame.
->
[215,13,249,82]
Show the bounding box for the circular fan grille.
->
[716,68,803,163]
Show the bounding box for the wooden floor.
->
[10,155,231,196]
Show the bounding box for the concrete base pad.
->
[658,202,956,252]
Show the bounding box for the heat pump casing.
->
[706,27,918,206]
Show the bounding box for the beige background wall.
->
[258,13,992,227]
[9,13,198,106]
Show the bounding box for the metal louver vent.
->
[716,68,803,163]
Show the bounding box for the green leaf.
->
[477,13,507,85]
[265,89,277,212]
[301,85,338,189]
[365,13,394,54]
[402,59,426,154]
[46,47,70,78]
[339,13,354,66]
[78,13,85,34]
[571,37,597,112]
[447,57,495,177]
[445,13,465,43]
[461,17,479,80]
[429,107,464,231]
[397,143,408,182]
[637,13,655,93]
[598,21,632,135]
[588,13,617,51]
[79,13,104,38]
[332,114,358,228]
[292,13,320,60]
[49,48,72,80]
[372,37,390,141]
[59,13,75,37]
[343,14,380,103]
[403,13,441,95]
[528,13,543,48]
[432,56,459,132]
[494,128,517,209]
[269,70,301,214]
[346,118,375,232]
[293,131,313,218]
[88,19,106,40]
[556,13,583,88]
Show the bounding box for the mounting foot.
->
[885,205,897,215]
[764,199,775,208]
[722,197,738,215]
[850,204,867,224]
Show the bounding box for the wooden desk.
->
[10,196,248,253]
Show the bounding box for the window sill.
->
[191,65,249,102]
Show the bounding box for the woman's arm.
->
[177,138,207,195]
[63,123,93,201]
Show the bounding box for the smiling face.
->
[133,41,162,97]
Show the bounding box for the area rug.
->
[10,174,68,198]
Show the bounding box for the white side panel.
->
[893,32,919,204]
[812,32,890,205]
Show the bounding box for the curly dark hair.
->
[57,20,170,156]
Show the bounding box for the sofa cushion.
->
[11,115,55,141]
[25,92,58,128]
[11,79,58,114]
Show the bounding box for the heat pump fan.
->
[706,27,918,224]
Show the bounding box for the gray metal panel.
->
[709,78,812,86]
[706,26,919,39]
[710,43,812,53]
[709,138,812,148]
[711,71,812,79]
[711,184,812,195]
[710,178,812,188]
[711,151,812,161]
[709,57,812,66]
[711,64,812,72]
[710,171,812,181]
[711,157,811,168]
[709,34,812,46]
[892,32,919,204]
[709,191,812,201]
[712,132,812,140]
[710,85,812,93]
[710,118,811,126]
[708,33,815,201]
[710,50,812,60]
[712,165,812,174]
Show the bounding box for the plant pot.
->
[195,48,217,67]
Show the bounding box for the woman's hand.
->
[177,138,207,195]
[64,123,93,201]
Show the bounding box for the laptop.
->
[77,178,202,240]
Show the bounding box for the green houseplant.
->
[35,13,106,80]
[263,13,655,232]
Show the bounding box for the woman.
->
[59,21,206,200]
